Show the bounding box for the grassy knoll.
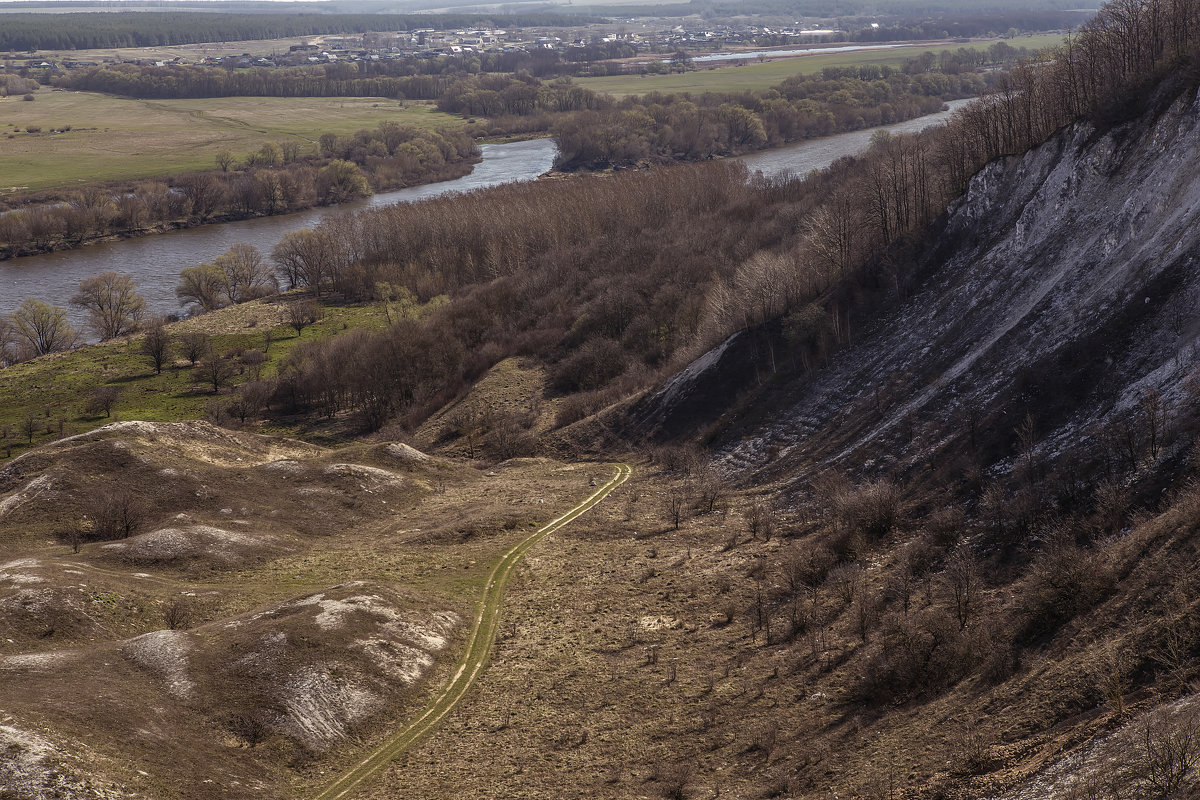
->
[0,91,460,192]
[577,33,1065,96]
[0,296,394,459]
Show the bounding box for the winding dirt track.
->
[312,463,633,800]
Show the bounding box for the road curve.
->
[312,463,633,800]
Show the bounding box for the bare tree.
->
[227,380,273,423]
[226,712,271,748]
[140,316,171,374]
[178,331,210,366]
[195,352,235,393]
[0,315,20,365]
[745,500,773,541]
[70,272,145,340]
[176,263,226,313]
[89,489,143,540]
[214,243,276,304]
[286,299,325,337]
[10,298,75,355]
[944,545,981,629]
[1094,641,1134,715]
[84,385,121,418]
[240,349,267,380]
[1129,706,1200,799]
[163,598,193,630]
[20,413,37,444]
[664,486,688,530]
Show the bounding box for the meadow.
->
[0,91,460,192]
[0,296,391,456]
[575,33,1065,96]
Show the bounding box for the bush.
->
[551,337,628,393]
[835,480,904,541]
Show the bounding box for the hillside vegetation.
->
[5,0,1200,795]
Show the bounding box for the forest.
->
[0,12,598,53]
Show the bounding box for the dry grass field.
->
[576,34,1065,97]
[0,91,459,192]
[0,414,620,799]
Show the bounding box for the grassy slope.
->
[0,92,459,192]
[576,34,1064,96]
[0,297,391,458]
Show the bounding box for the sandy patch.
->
[0,474,53,518]
[278,667,381,750]
[385,443,432,462]
[322,463,405,490]
[100,524,269,564]
[1,651,79,671]
[261,460,307,475]
[120,629,194,699]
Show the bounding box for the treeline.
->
[571,0,1084,17]
[849,11,1082,41]
[0,12,601,52]
[551,69,988,168]
[54,53,639,100]
[0,122,476,259]
[59,63,458,101]
[246,0,1200,436]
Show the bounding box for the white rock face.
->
[708,88,1200,479]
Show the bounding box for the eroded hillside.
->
[0,421,612,799]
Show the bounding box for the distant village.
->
[1,20,851,72]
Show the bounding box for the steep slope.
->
[646,82,1200,490]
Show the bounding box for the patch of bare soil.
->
[100,524,282,567]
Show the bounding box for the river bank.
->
[0,157,479,262]
[0,100,976,324]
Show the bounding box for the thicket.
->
[0,123,476,259]
[0,12,599,52]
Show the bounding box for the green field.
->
[0,297,392,456]
[0,92,462,192]
[577,34,1066,97]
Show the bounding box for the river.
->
[736,97,976,178]
[0,138,558,324]
[687,43,914,63]
[0,98,976,325]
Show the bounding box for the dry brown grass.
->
[0,418,615,798]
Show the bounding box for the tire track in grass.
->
[313,463,633,800]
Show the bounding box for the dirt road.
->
[312,463,633,800]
